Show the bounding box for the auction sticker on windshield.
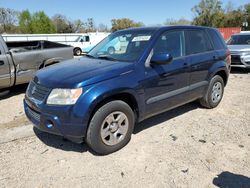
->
[132,36,151,42]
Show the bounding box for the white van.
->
[2,32,110,56]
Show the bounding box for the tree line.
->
[0,0,249,34]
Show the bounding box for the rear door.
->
[0,45,11,89]
[185,29,215,98]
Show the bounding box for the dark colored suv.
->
[24,26,231,154]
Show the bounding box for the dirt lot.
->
[0,70,250,188]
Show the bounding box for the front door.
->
[143,30,190,117]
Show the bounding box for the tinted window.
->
[154,31,185,58]
[207,29,227,50]
[186,30,212,55]
[227,35,250,45]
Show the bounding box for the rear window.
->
[227,34,250,45]
[186,30,213,55]
[207,29,227,50]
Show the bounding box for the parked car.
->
[227,33,250,69]
[24,26,231,155]
[0,36,73,91]
[2,33,110,56]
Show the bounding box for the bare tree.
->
[0,8,19,33]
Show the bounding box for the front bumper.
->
[231,54,250,68]
[24,99,87,143]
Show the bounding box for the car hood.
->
[228,45,250,53]
[35,57,135,88]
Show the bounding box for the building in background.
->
[218,27,241,41]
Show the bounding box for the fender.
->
[42,57,65,68]
[207,60,229,82]
[73,77,144,129]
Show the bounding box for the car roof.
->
[118,25,214,33]
[232,32,250,36]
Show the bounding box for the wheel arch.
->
[208,61,229,86]
[87,91,140,126]
[214,70,228,86]
[39,57,63,69]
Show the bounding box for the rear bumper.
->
[24,99,87,143]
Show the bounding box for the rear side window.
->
[186,30,213,55]
[207,29,227,50]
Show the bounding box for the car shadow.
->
[33,127,90,153]
[134,102,199,134]
[34,102,199,154]
[0,84,28,100]
[213,171,250,188]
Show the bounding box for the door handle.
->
[0,61,4,66]
[183,62,189,69]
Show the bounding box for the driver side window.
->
[154,31,185,59]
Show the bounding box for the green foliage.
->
[223,9,244,27]
[111,18,144,32]
[31,11,55,33]
[244,3,250,30]
[192,0,250,29]
[19,10,32,33]
[19,10,55,34]
[192,0,224,27]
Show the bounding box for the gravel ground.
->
[0,70,250,188]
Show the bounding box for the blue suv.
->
[24,26,231,154]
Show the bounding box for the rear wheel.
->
[199,75,224,109]
[86,100,135,155]
[74,48,82,56]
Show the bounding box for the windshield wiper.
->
[97,55,117,61]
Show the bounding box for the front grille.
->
[27,81,51,103]
[27,106,40,122]
[231,55,243,65]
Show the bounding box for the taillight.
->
[226,49,231,65]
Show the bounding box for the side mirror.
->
[80,39,84,43]
[151,53,173,65]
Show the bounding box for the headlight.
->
[47,88,83,105]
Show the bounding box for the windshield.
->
[227,34,250,45]
[87,29,155,62]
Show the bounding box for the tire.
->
[199,75,224,109]
[74,48,82,56]
[86,100,135,155]
[0,90,10,97]
[107,47,115,55]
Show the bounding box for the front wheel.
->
[199,75,224,109]
[86,100,135,155]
